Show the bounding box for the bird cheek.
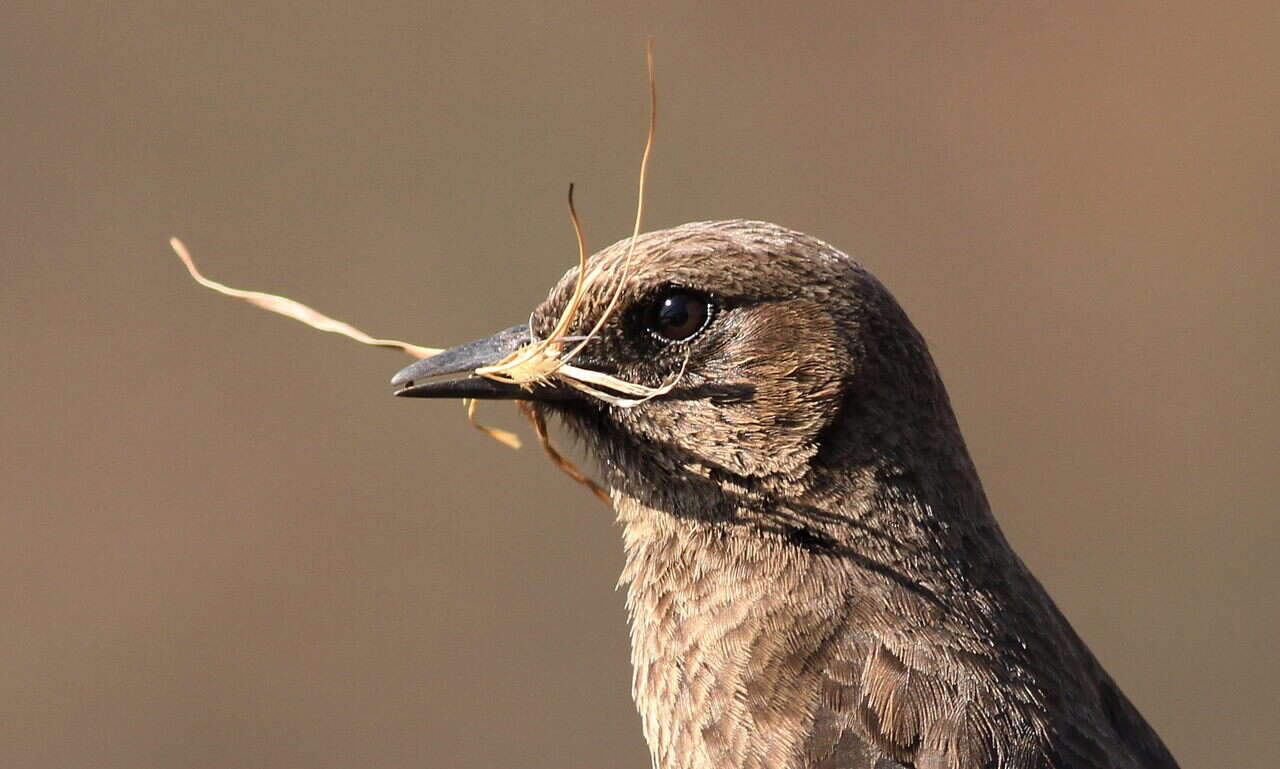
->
[692,303,849,477]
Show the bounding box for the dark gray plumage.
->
[393,220,1180,769]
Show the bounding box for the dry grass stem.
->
[472,39,677,410]
[169,237,441,360]
[464,398,522,449]
[562,38,657,363]
[519,403,610,503]
[472,183,591,385]
[170,238,527,449]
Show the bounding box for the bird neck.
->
[610,440,1015,769]
[615,500,847,769]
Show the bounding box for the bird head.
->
[391,220,951,512]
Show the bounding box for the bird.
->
[390,220,1180,769]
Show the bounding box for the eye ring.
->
[644,287,714,343]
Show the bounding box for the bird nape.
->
[391,219,1180,769]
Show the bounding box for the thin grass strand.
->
[519,403,610,503]
[170,238,441,360]
[465,398,522,450]
[476,39,658,398]
[560,38,656,365]
[555,354,687,408]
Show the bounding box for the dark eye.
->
[646,289,712,342]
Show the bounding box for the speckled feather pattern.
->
[529,221,1179,769]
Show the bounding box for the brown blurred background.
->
[3,2,1277,767]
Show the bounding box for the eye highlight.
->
[645,288,713,342]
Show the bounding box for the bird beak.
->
[390,324,574,401]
